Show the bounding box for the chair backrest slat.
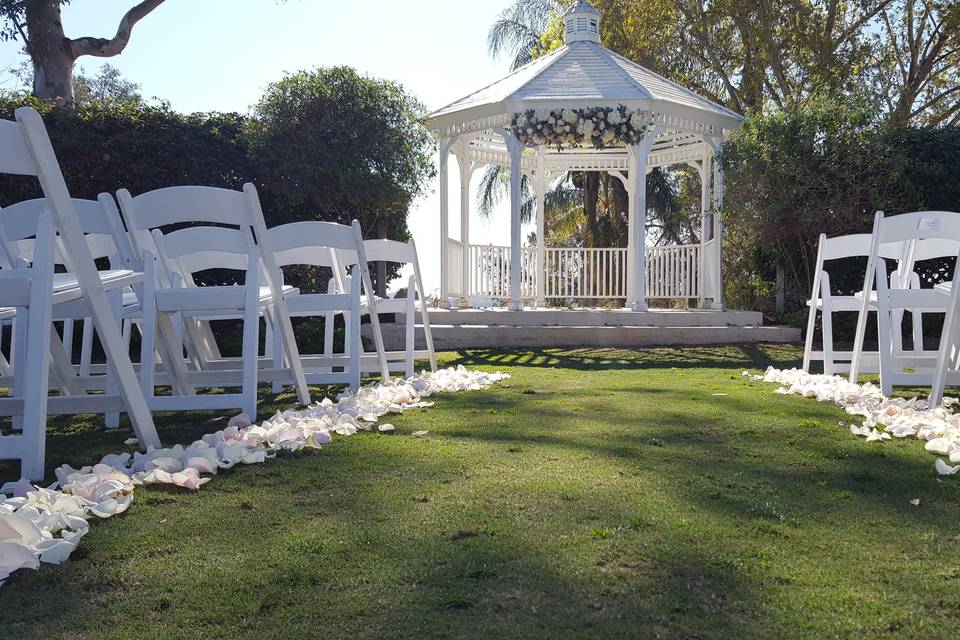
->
[911,237,960,262]
[266,221,358,258]
[0,119,37,176]
[819,234,907,262]
[119,186,249,230]
[0,196,132,267]
[361,238,414,264]
[154,226,254,275]
[877,211,960,244]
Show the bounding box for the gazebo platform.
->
[372,308,800,350]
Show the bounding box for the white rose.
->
[562,109,578,124]
[602,129,616,143]
[534,109,551,121]
[607,110,623,125]
[516,115,528,128]
[629,113,646,129]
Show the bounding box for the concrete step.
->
[401,308,764,328]
[370,323,801,350]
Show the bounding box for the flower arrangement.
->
[510,106,655,150]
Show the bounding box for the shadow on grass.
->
[445,344,801,372]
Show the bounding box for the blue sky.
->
[0,0,522,293]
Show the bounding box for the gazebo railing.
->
[645,244,700,299]
[456,242,701,302]
[543,247,626,299]
[467,244,536,299]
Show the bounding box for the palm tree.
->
[482,0,684,255]
[487,0,565,70]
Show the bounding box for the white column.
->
[505,135,524,311]
[711,138,725,310]
[535,149,546,307]
[438,135,454,305]
[457,155,473,302]
[698,153,711,309]
[626,136,657,312]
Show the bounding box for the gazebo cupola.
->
[427,0,744,312]
[563,0,601,44]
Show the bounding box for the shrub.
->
[0,66,436,295]
[721,97,960,319]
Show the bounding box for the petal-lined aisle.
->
[0,366,509,586]
[747,367,960,476]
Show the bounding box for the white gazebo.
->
[427,0,744,312]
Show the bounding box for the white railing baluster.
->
[463,243,700,303]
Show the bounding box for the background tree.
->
[246,66,435,289]
[0,0,166,102]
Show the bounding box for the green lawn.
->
[3,345,960,639]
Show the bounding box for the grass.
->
[3,344,960,639]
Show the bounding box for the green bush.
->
[0,93,251,205]
[721,97,960,321]
[0,66,436,294]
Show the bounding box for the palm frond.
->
[477,164,509,218]
[487,0,564,70]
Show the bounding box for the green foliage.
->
[0,92,251,205]
[720,97,960,313]
[246,66,435,240]
[0,66,435,292]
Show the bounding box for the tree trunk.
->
[25,1,74,103]
[582,172,600,247]
[22,0,167,104]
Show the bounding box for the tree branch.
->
[68,0,166,59]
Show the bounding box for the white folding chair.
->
[850,210,960,395]
[265,220,387,390]
[0,212,55,480]
[803,234,913,375]
[0,195,140,428]
[930,254,960,405]
[140,225,264,417]
[337,238,437,378]
[0,107,160,453]
[117,184,311,408]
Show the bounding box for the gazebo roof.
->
[429,41,742,135]
[427,0,742,141]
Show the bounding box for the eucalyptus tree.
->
[0,0,166,102]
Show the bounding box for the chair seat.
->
[287,292,353,314]
[807,295,862,311]
[53,269,139,292]
[155,286,250,314]
[854,287,952,311]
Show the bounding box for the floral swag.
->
[510,106,655,150]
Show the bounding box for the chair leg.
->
[11,312,26,431]
[103,289,122,429]
[821,307,836,375]
[271,309,285,394]
[405,280,415,378]
[22,220,54,481]
[802,305,818,372]
[140,286,157,407]
[61,318,74,364]
[323,311,335,374]
[349,274,361,390]
[241,268,260,420]
[78,318,94,378]
[912,311,924,354]
[876,294,894,396]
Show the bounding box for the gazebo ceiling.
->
[427,0,743,156]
